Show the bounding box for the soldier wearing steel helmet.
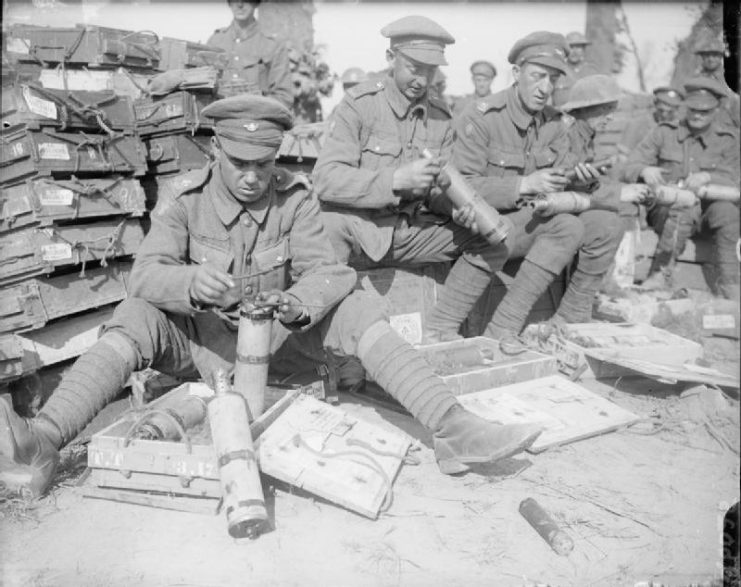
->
[689,38,740,128]
[0,94,542,494]
[552,31,602,107]
[453,32,623,345]
[208,0,293,107]
[622,78,740,298]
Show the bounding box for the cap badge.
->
[244,122,259,132]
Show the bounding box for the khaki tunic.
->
[207,20,293,108]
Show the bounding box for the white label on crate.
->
[38,143,70,160]
[7,37,30,55]
[702,314,736,330]
[389,312,423,345]
[39,188,74,206]
[165,102,183,117]
[22,87,57,119]
[41,243,73,261]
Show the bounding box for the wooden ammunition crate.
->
[558,322,704,379]
[354,263,449,345]
[417,336,558,395]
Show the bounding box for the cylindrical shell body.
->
[653,185,697,207]
[699,184,740,202]
[234,304,273,420]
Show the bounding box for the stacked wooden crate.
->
[0,24,226,394]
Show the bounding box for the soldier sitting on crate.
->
[452,32,624,348]
[621,78,740,299]
[313,16,511,345]
[207,0,293,108]
[0,95,543,498]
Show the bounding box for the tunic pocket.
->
[189,235,233,272]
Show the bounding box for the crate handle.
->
[123,409,193,454]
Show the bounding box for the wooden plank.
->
[82,485,220,515]
[89,468,222,499]
[256,395,411,519]
[457,375,641,453]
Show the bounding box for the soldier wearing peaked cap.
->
[452,32,624,344]
[622,78,740,298]
[453,59,498,116]
[208,0,293,107]
[313,16,542,472]
[552,31,602,107]
[0,95,544,495]
[618,86,684,154]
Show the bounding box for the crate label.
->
[702,314,736,330]
[38,142,70,160]
[9,142,26,158]
[389,312,423,345]
[39,188,74,206]
[41,243,73,261]
[164,102,184,118]
[22,87,57,119]
[6,37,30,55]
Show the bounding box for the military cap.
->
[694,38,725,54]
[341,67,367,86]
[470,60,497,78]
[508,31,569,75]
[683,77,726,109]
[560,74,620,112]
[652,86,683,107]
[381,15,455,66]
[201,95,293,160]
[565,31,591,46]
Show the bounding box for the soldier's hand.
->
[640,166,666,187]
[684,172,712,192]
[620,183,650,204]
[572,162,602,183]
[393,158,442,194]
[520,169,569,194]
[451,203,480,234]
[255,289,304,324]
[189,264,235,307]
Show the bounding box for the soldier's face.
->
[579,102,616,131]
[215,141,276,203]
[685,106,717,132]
[655,101,678,123]
[472,74,493,98]
[513,63,561,112]
[699,52,722,72]
[228,0,259,23]
[388,51,436,101]
[567,45,585,65]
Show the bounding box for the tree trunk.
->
[258,0,315,52]
[585,0,621,74]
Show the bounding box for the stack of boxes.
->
[0,24,225,394]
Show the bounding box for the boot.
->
[357,322,542,474]
[555,269,604,323]
[432,405,542,474]
[424,256,492,343]
[640,250,674,291]
[0,398,60,498]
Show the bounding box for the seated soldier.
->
[313,16,510,344]
[453,32,623,346]
[0,96,542,498]
[622,78,740,299]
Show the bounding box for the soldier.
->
[552,31,602,107]
[618,86,684,154]
[453,32,623,343]
[622,78,740,298]
[0,96,542,496]
[208,0,293,107]
[689,38,740,128]
[453,60,497,115]
[340,67,368,92]
[312,16,511,344]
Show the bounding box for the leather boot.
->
[432,404,542,474]
[0,397,60,498]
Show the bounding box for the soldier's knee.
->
[102,298,166,354]
[334,290,389,337]
[550,213,585,249]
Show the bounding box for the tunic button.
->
[242,217,252,226]
[234,56,240,61]
[500,160,505,165]
[276,256,284,262]
[374,146,380,151]
[244,286,253,295]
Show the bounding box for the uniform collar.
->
[384,78,428,120]
[506,85,542,131]
[677,119,720,146]
[210,165,272,226]
[229,19,259,41]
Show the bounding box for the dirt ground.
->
[1,338,739,587]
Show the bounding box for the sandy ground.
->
[1,356,739,587]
